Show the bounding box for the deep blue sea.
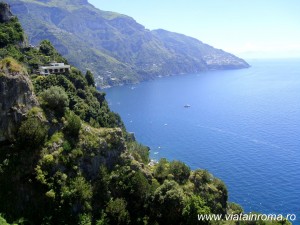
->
[104,59,300,223]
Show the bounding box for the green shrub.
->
[153,158,170,183]
[64,110,81,137]
[105,198,130,225]
[38,40,66,63]
[78,214,91,225]
[190,169,212,188]
[17,117,48,149]
[0,17,24,48]
[152,180,185,224]
[40,86,69,114]
[85,70,95,87]
[227,202,243,214]
[182,195,210,225]
[169,160,191,184]
[127,142,150,164]
[0,214,10,225]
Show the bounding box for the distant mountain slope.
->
[152,29,249,70]
[6,0,249,87]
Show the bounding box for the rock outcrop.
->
[0,2,14,23]
[0,61,38,142]
[79,126,125,179]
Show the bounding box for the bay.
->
[105,59,300,223]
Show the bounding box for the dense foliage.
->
[0,9,289,225]
[40,86,70,115]
[0,16,24,48]
[85,70,95,87]
[17,116,49,149]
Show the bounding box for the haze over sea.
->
[105,59,300,223]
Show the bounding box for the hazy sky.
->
[88,0,300,58]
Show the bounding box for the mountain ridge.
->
[0,5,234,224]
[5,0,249,87]
[0,4,292,225]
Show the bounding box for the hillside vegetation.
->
[0,3,290,225]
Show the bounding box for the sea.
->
[104,59,300,224]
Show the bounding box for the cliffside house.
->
[39,62,70,75]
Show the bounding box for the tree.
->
[64,110,81,137]
[109,165,151,221]
[0,17,24,48]
[211,178,228,215]
[85,70,95,87]
[169,160,191,184]
[39,40,56,56]
[227,202,243,215]
[38,40,67,64]
[40,86,69,115]
[153,158,169,183]
[127,142,150,164]
[17,117,48,149]
[92,166,111,221]
[182,195,210,225]
[190,169,212,192]
[151,180,185,224]
[105,198,130,225]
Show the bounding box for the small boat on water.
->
[184,104,191,108]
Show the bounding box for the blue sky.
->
[88,0,300,58]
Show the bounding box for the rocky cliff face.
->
[0,63,38,142]
[0,2,14,22]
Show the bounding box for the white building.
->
[39,62,70,75]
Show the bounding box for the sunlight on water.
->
[105,59,300,223]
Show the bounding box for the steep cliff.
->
[0,4,290,225]
[0,7,230,225]
[0,2,13,22]
[0,57,38,142]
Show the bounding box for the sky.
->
[88,0,300,58]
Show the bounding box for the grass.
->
[0,57,26,74]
